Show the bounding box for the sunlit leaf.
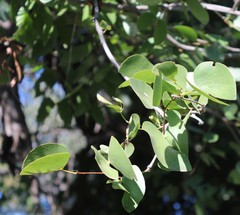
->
[20,144,70,175]
[119,55,153,78]
[152,74,163,106]
[142,121,191,171]
[194,62,237,100]
[186,79,228,105]
[175,64,188,92]
[123,142,135,158]
[108,137,136,180]
[153,61,178,79]
[119,70,155,88]
[91,146,119,179]
[121,165,146,213]
[130,79,153,109]
[97,94,123,113]
[126,114,141,141]
[174,25,197,41]
[166,110,189,155]
[39,0,53,4]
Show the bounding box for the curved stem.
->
[62,169,104,175]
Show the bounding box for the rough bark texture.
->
[0,85,31,173]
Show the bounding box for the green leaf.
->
[154,19,167,44]
[91,146,119,179]
[127,114,141,141]
[166,110,189,155]
[137,13,155,31]
[20,144,70,175]
[205,43,224,62]
[228,170,240,185]
[152,61,178,79]
[39,0,53,4]
[58,99,73,126]
[203,132,219,144]
[119,54,153,78]
[152,74,163,106]
[194,62,237,100]
[37,98,55,123]
[186,0,209,24]
[186,79,228,105]
[136,0,162,6]
[121,165,146,213]
[175,64,188,92]
[108,137,136,180]
[97,94,123,113]
[130,79,153,109]
[142,121,192,171]
[119,70,155,88]
[123,143,135,158]
[174,25,197,41]
[162,92,186,110]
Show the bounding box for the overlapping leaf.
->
[108,137,136,180]
[142,121,191,172]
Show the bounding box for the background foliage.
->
[0,0,240,214]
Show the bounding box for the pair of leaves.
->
[93,138,144,213]
[92,136,136,180]
[142,120,191,172]
[112,165,146,213]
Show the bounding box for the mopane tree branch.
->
[103,2,240,16]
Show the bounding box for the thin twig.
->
[62,169,104,175]
[92,0,120,70]
[93,19,120,70]
[206,107,240,144]
[166,34,204,52]
[103,2,240,16]
[143,155,157,173]
[167,34,240,57]
[66,13,79,77]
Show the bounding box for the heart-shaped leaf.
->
[186,79,228,105]
[119,55,153,78]
[194,62,236,100]
[20,143,70,175]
